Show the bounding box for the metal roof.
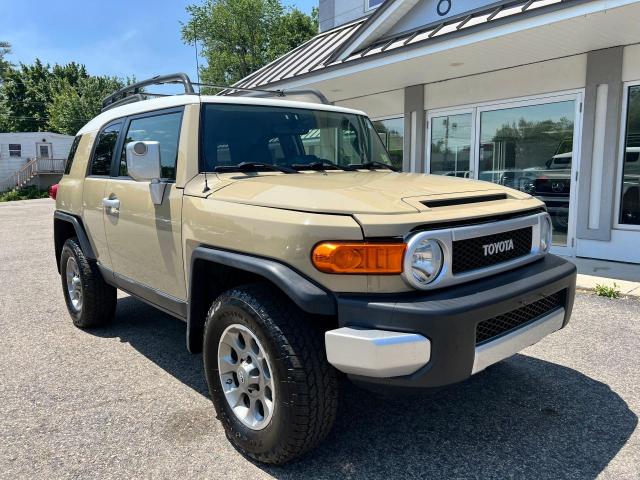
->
[233,0,569,90]
[233,19,365,91]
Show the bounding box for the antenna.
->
[193,20,211,193]
[193,20,202,89]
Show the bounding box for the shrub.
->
[594,283,621,299]
[0,186,50,202]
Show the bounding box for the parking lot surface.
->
[1,199,639,479]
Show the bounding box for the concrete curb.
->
[576,274,640,297]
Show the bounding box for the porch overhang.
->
[233,0,640,103]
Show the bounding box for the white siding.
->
[575,43,640,263]
[0,132,74,180]
[622,43,640,82]
[320,0,368,31]
[335,89,404,118]
[387,0,500,38]
[424,54,587,111]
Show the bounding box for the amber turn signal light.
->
[312,242,406,274]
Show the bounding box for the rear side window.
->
[90,123,122,176]
[118,111,183,180]
[64,136,82,175]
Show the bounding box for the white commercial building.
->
[235,0,640,263]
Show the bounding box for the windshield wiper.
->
[291,161,357,172]
[349,161,399,172]
[213,162,298,174]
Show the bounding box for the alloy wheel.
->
[65,257,83,312]
[217,324,275,430]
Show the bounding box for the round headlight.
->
[403,236,444,289]
[540,215,553,252]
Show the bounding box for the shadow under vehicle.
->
[89,296,637,480]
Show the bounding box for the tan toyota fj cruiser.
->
[53,74,576,464]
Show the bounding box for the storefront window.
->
[619,85,640,225]
[430,113,472,177]
[478,101,575,246]
[372,117,404,170]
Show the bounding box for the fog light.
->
[403,236,444,289]
[541,215,553,252]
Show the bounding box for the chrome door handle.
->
[102,197,120,214]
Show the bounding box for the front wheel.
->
[203,284,338,464]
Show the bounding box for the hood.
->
[209,171,532,215]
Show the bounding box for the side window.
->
[90,123,122,176]
[9,144,21,157]
[119,111,183,180]
[64,135,82,175]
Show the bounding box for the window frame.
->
[113,106,185,181]
[87,120,124,177]
[614,80,640,231]
[371,114,404,170]
[8,144,21,158]
[425,89,584,256]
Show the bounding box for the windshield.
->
[201,104,393,171]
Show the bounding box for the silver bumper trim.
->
[325,327,431,378]
[472,307,565,374]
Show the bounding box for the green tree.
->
[269,7,318,60]
[0,59,126,134]
[488,117,574,170]
[625,86,640,148]
[0,41,11,79]
[0,59,58,132]
[48,76,124,135]
[182,0,317,87]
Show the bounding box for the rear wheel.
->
[203,284,338,464]
[60,238,116,328]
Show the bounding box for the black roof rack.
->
[101,73,195,112]
[200,82,330,105]
[100,72,331,112]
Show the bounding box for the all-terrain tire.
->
[203,283,338,465]
[60,237,117,328]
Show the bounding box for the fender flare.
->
[186,246,337,352]
[54,211,96,262]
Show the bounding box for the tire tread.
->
[61,238,116,328]
[205,284,338,464]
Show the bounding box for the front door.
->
[36,142,51,158]
[103,108,186,302]
[427,93,582,255]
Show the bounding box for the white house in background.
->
[0,132,74,191]
[233,0,640,264]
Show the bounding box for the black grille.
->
[452,227,532,274]
[476,292,563,345]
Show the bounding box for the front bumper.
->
[326,254,576,389]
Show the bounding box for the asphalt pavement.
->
[1,198,638,479]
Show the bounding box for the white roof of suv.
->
[77,94,367,135]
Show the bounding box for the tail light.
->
[49,184,58,200]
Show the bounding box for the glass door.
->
[427,110,474,178]
[427,93,582,254]
[476,96,580,251]
[617,83,640,228]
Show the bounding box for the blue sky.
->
[0,0,317,82]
